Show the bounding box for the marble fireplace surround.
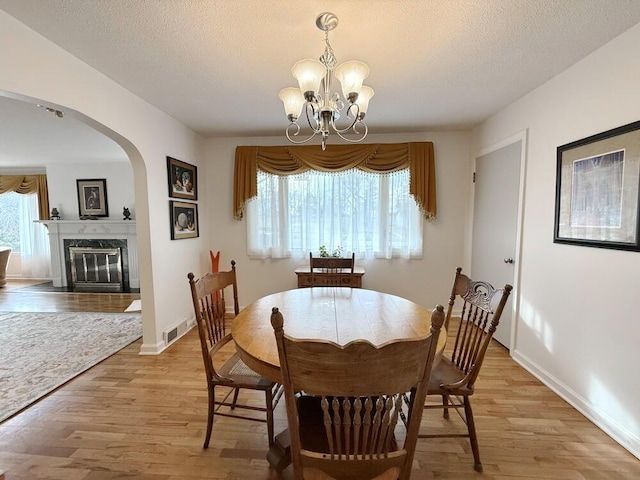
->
[39,220,139,289]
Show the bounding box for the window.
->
[0,192,21,252]
[0,191,50,278]
[247,168,423,259]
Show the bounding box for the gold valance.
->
[0,175,50,220]
[233,142,436,220]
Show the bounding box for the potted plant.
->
[318,245,343,258]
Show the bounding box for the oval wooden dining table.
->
[232,287,447,384]
[231,287,447,472]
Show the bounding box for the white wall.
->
[204,131,471,311]
[46,161,134,220]
[0,10,205,353]
[472,23,640,458]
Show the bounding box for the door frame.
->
[468,129,528,352]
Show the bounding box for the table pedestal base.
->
[267,429,291,472]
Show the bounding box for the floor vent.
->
[166,327,178,344]
[163,319,189,346]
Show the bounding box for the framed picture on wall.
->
[554,120,640,251]
[170,201,199,240]
[167,156,198,201]
[76,178,109,217]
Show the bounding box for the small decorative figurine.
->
[50,207,60,220]
[123,207,132,220]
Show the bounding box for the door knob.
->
[503,257,514,264]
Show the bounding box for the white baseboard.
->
[138,340,165,355]
[512,349,640,460]
[138,317,196,355]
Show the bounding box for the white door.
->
[471,139,522,349]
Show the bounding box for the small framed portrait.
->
[167,156,198,200]
[76,178,109,217]
[170,201,199,240]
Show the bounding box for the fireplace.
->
[39,220,139,291]
[64,239,130,292]
[69,246,122,290]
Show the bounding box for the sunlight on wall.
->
[588,375,639,445]
[518,294,554,354]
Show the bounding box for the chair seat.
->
[217,352,274,389]
[427,357,473,395]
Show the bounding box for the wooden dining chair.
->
[271,304,445,480]
[309,252,356,287]
[188,261,283,448]
[419,267,512,472]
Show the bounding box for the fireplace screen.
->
[68,247,123,292]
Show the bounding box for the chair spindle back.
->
[309,252,356,287]
[188,261,240,378]
[446,267,512,388]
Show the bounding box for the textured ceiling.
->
[1,0,640,164]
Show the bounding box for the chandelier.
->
[278,12,374,150]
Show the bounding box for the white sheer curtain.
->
[19,193,51,278]
[247,168,423,260]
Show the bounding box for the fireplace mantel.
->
[38,220,138,289]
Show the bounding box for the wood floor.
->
[0,283,639,479]
[0,280,140,313]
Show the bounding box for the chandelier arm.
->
[305,102,321,131]
[333,122,369,143]
[331,116,358,134]
[351,120,368,136]
[331,103,361,134]
[285,122,320,145]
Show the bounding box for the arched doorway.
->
[0,93,150,331]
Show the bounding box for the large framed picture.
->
[170,201,199,240]
[554,120,640,251]
[76,178,109,217]
[167,156,197,201]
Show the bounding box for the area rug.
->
[0,311,142,423]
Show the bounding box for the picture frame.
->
[170,201,199,240]
[167,156,198,201]
[554,120,640,251]
[76,178,109,217]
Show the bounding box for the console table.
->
[295,265,365,288]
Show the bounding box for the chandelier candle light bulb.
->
[279,12,374,150]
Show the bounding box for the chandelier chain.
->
[320,28,337,70]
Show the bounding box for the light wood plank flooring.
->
[0,280,139,313]
[0,284,638,479]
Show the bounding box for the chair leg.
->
[442,394,450,419]
[463,396,482,472]
[231,387,240,410]
[204,385,215,449]
[266,388,275,447]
